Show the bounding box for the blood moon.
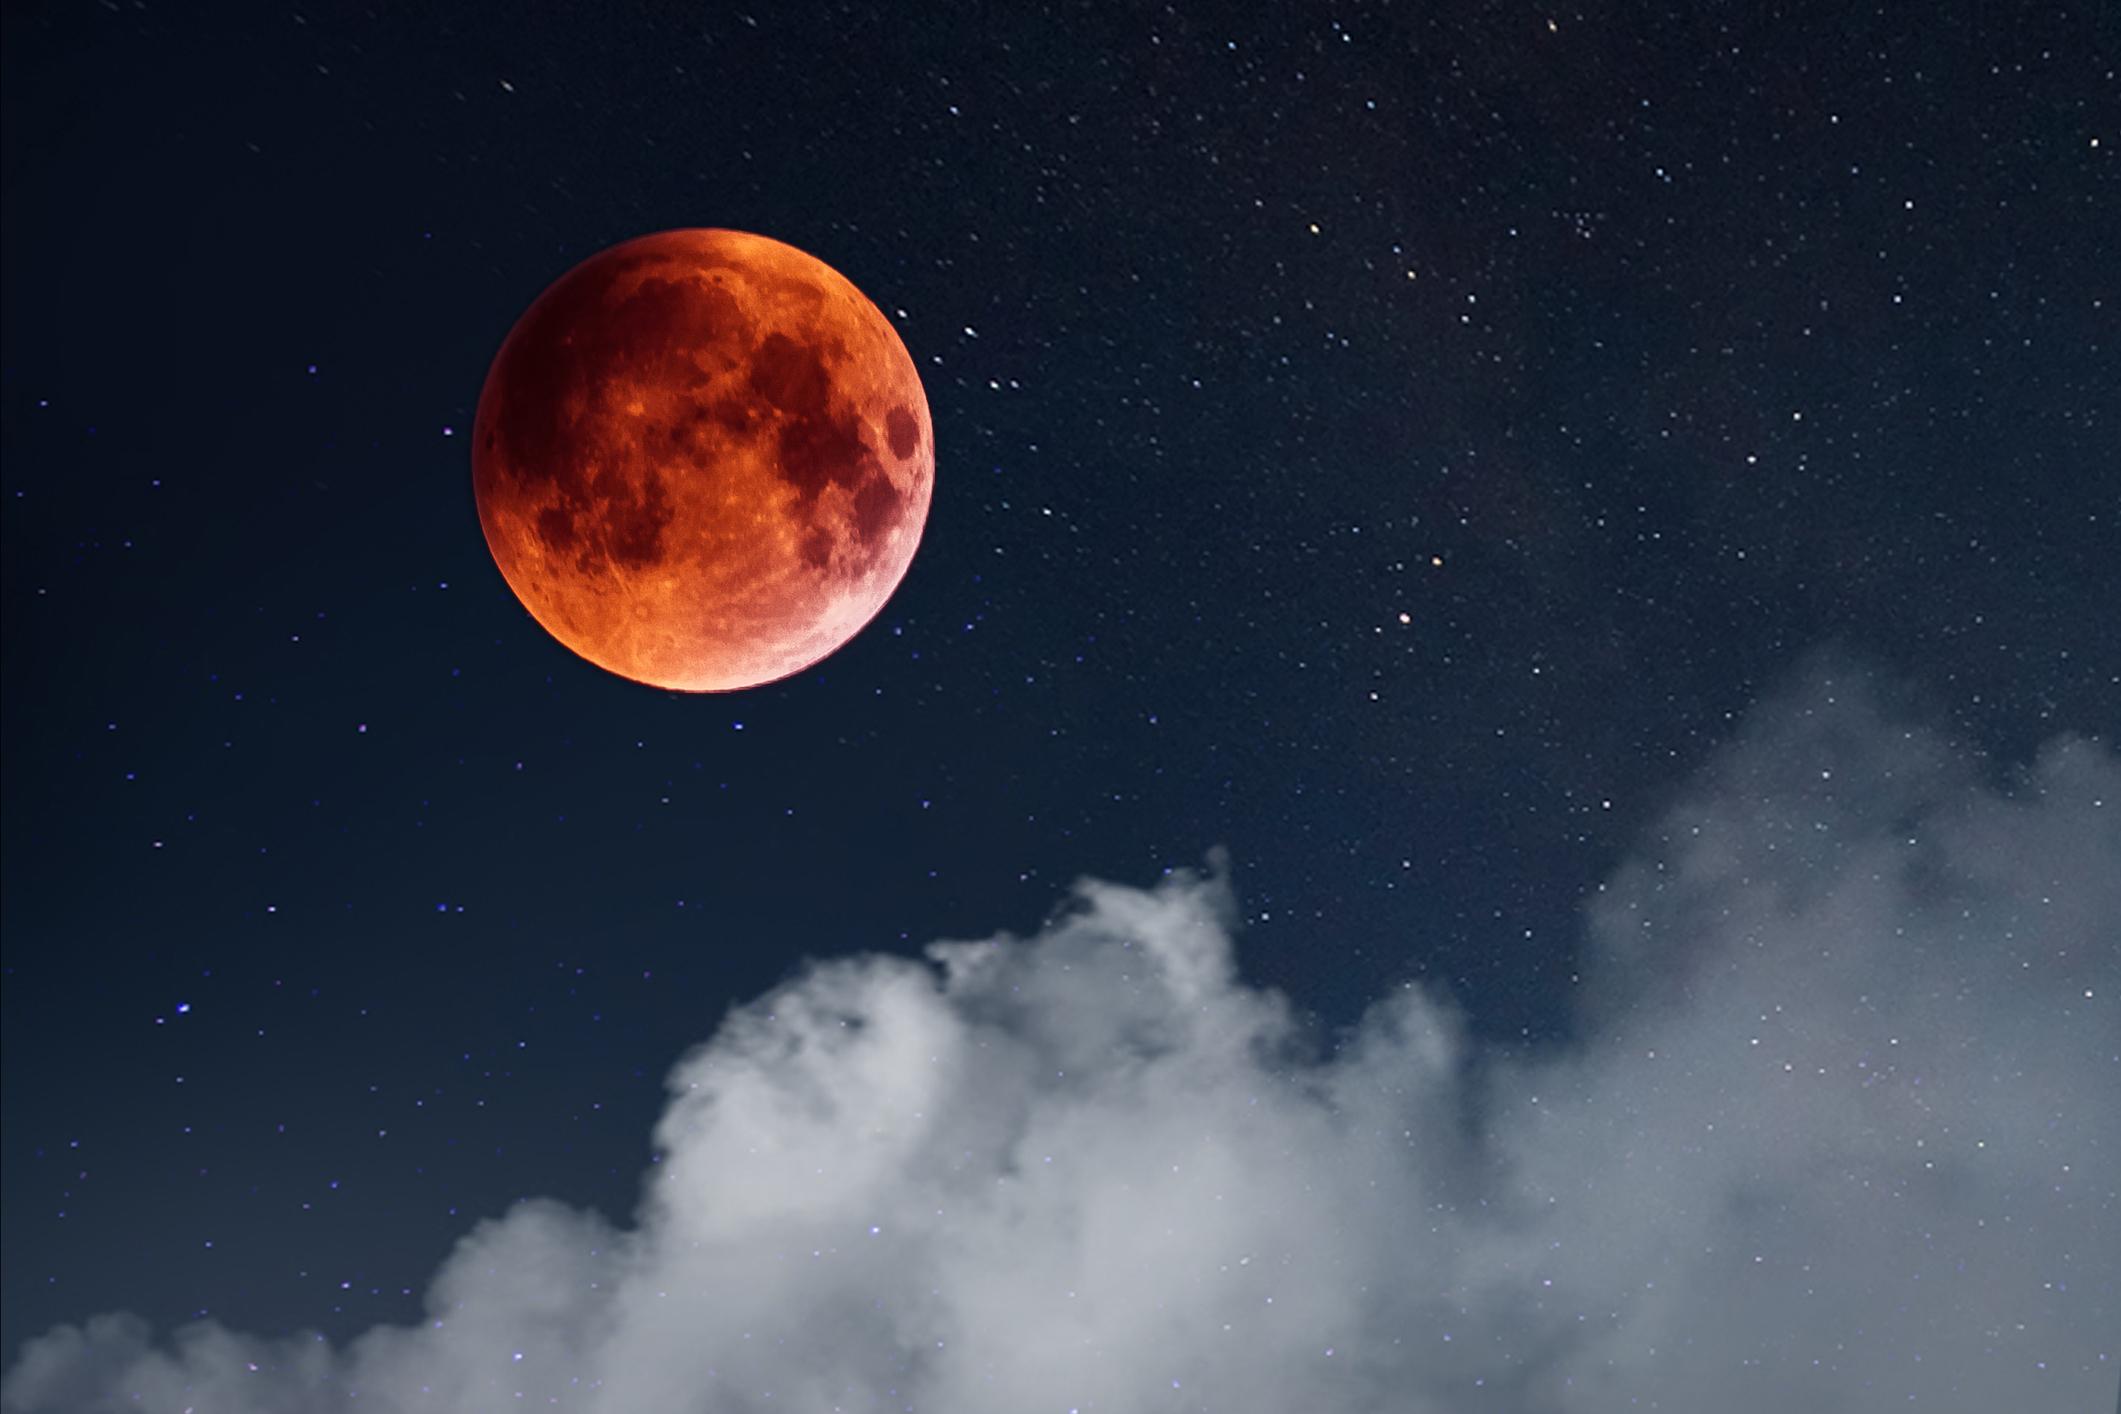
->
[472,229,933,691]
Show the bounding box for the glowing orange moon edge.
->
[471,229,934,691]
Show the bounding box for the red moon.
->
[472,229,933,691]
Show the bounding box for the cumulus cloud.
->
[5,666,2117,1412]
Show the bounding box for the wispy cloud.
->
[6,665,2115,1412]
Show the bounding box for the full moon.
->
[472,228,933,691]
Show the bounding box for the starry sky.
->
[2,2,2116,1409]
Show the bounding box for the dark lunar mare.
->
[477,250,747,574]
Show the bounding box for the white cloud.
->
[6,666,2117,1411]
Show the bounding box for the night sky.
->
[3,3,2117,1409]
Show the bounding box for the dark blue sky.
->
[3,0,2114,1363]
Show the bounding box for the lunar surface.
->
[472,228,933,691]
